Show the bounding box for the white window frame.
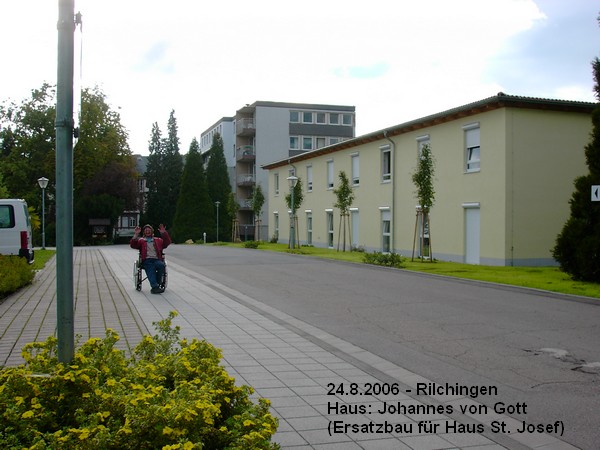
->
[329,137,339,145]
[302,111,313,123]
[326,209,334,248]
[327,160,334,189]
[274,173,280,195]
[316,137,327,149]
[416,135,430,158]
[463,123,480,173]
[290,111,299,123]
[381,208,391,253]
[289,136,299,150]
[329,113,339,125]
[351,153,359,186]
[316,112,326,124]
[381,145,391,182]
[306,165,313,192]
[342,113,352,126]
[302,136,313,151]
[306,210,313,245]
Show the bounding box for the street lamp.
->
[287,176,298,249]
[37,177,49,250]
[215,201,221,242]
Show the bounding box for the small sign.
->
[592,185,600,202]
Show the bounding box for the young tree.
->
[333,170,354,251]
[252,184,265,241]
[412,142,435,261]
[284,178,304,249]
[171,138,213,242]
[553,57,600,281]
[206,133,232,241]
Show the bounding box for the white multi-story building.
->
[201,101,356,240]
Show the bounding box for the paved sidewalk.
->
[0,247,577,449]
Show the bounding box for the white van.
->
[0,199,34,263]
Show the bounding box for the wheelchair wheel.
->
[133,260,142,291]
[159,267,168,291]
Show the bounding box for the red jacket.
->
[130,231,171,262]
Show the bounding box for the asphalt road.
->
[166,244,600,449]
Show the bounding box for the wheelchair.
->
[133,253,168,292]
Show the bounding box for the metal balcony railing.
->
[236,118,255,136]
[237,174,255,186]
[236,145,255,161]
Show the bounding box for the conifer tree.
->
[171,138,213,242]
[144,122,166,227]
[206,133,232,241]
[162,110,184,227]
[553,57,600,281]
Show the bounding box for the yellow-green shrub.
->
[0,312,279,449]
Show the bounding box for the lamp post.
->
[215,201,220,242]
[37,177,49,250]
[287,176,298,249]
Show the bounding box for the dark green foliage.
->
[553,57,600,282]
[333,171,354,251]
[206,133,233,241]
[243,240,260,249]
[362,251,404,268]
[171,138,213,242]
[144,111,184,229]
[0,255,35,299]
[284,178,304,214]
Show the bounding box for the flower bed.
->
[0,312,279,449]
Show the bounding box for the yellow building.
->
[262,94,596,266]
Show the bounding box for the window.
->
[351,153,359,186]
[129,217,137,227]
[0,205,15,228]
[381,209,391,253]
[329,137,339,145]
[327,160,334,189]
[464,123,480,172]
[329,113,339,125]
[316,112,326,124]
[417,135,430,158]
[302,111,313,123]
[381,145,391,182]
[350,209,359,249]
[289,136,299,149]
[316,137,327,149]
[273,213,279,241]
[274,173,279,195]
[326,210,334,248]
[290,111,299,123]
[306,211,313,245]
[302,136,313,151]
[306,165,313,192]
[342,113,352,126]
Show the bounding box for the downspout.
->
[383,130,396,253]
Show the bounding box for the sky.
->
[1,0,598,156]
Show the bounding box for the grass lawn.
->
[222,242,600,300]
[33,249,56,271]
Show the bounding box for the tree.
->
[171,138,213,242]
[553,56,600,281]
[0,84,135,245]
[206,133,232,241]
[144,111,183,229]
[411,142,435,261]
[284,178,304,248]
[333,171,354,251]
[252,184,265,241]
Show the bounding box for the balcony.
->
[236,118,255,136]
[236,145,255,162]
[237,173,255,186]
[238,198,253,210]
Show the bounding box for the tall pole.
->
[215,201,220,242]
[56,0,75,363]
[41,187,45,250]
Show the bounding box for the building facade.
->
[263,94,595,266]
[201,101,356,240]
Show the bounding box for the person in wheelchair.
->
[130,223,171,294]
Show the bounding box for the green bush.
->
[0,255,35,299]
[243,240,260,249]
[0,312,279,449]
[362,251,404,268]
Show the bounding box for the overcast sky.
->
[1,0,598,156]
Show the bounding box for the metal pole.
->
[56,0,75,363]
[215,201,220,242]
[290,185,295,249]
[41,187,46,250]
